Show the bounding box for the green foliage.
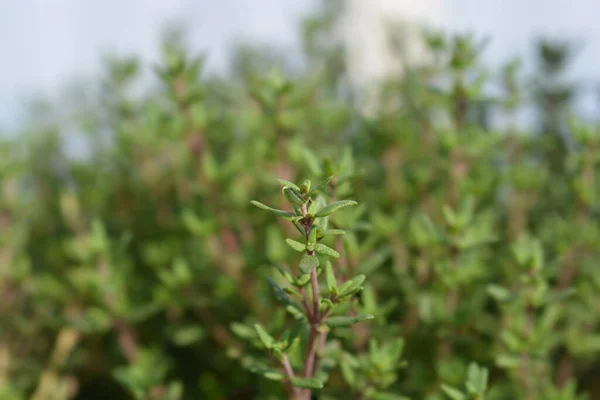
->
[1,9,600,400]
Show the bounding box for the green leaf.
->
[299,254,320,274]
[325,261,337,295]
[357,249,390,275]
[340,357,356,388]
[181,209,214,236]
[266,226,287,262]
[326,314,374,327]
[466,363,488,394]
[307,227,318,249]
[273,264,295,285]
[266,277,302,310]
[303,149,323,176]
[280,318,306,350]
[251,201,296,220]
[283,286,302,297]
[283,187,305,206]
[245,359,285,381]
[295,273,311,287]
[338,274,366,298]
[285,306,304,321]
[495,354,520,369]
[291,377,324,389]
[254,324,276,349]
[308,176,333,196]
[263,370,285,381]
[315,243,339,258]
[308,196,326,217]
[441,384,466,400]
[285,238,307,252]
[387,338,405,364]
[442,204,459,229]
[278,179,300,192]
[487,284,512,302]
[170,325,205,346]
[231,322,256,340]
[300,179,311,194]
[319,229,346,238]
[315,200,358,217]
[361,283,377,313]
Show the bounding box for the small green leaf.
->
[263,370,285,381]
[300,179,311,194]
[319,229,346,238]
[181,209,214,236]
[267,277,302,310]
[286,305,305,319]
[291,377,324,389]
[280,318,306,350]
[303,149,322,176]
[315,243,339,258]
[283,187,305,206]
[320,298,334,308]
[441,384,466,400]
[357,248,390,275]
[251,201,296,220]
[245,359,285,381]
[283,286,302,297]
[315,200,358,217]
[340,357,356,388]
[308,176,333,196]
[388,338,406,363]
[274,264,295,284]
[487,284,512,302]
[326,314,374,327]
[325,261,337,295]
[231,322,256,340]
[466,363,488,394]
[338,274,366,298]
[296,273,311,287]
[254,324,276,349]
[308,196,326,217]
[299,254,320,274]
[307,227,318,249]
[442,204,459,228]
[278,179,300,192]
[361,283,377,313]
[170,325,205,346]
[285,239,307,252]
[495,353,520,369]
[292,220,305,235]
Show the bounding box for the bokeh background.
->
[2,1,600,400]
[3,0,600,129]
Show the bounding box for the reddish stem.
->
[281,353,302,399]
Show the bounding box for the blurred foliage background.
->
[1,1,600,399]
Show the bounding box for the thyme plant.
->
[244,176,373,399]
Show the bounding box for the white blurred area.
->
[337,0,449,90]
[2,0,600,127]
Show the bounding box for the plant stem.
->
[304,270,321,379]
[281,353,302,399]
[299,269,327,400]
[310,268,320,320]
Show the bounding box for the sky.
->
[1,0,600,130]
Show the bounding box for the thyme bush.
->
[1,12,600,400]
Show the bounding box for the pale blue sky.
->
[1,0,599,129]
